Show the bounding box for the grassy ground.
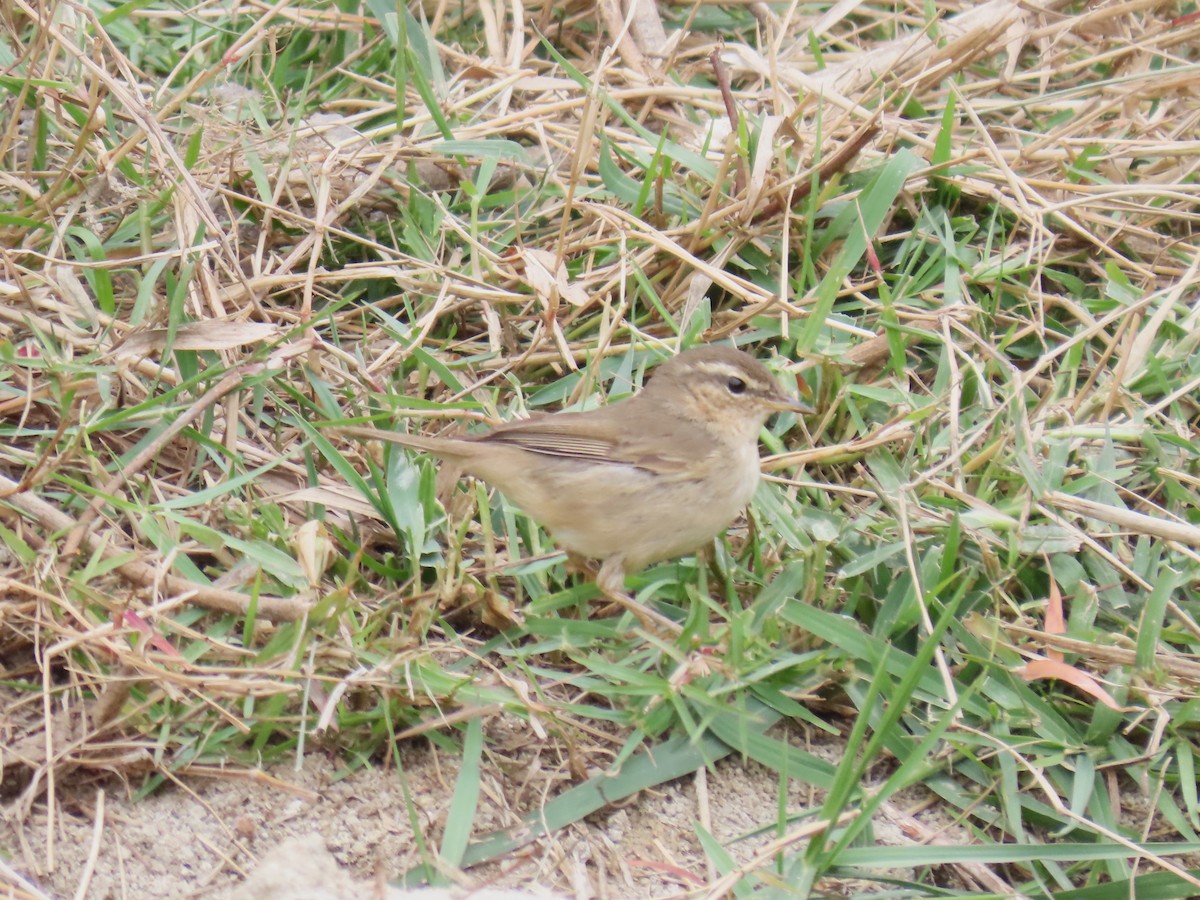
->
[3,0,1200,895]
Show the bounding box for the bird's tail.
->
[335,425,470,460]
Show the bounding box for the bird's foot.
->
[595,557,682,636]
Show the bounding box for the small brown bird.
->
[342,346,808,631]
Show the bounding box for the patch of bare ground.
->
[7,718,997,898]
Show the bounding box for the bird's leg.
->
[596,556,682,635]
[565,551,596,580]
[430,463,480,616]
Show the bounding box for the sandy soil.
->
[0,715,958,899]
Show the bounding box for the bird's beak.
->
[764,393,814,415]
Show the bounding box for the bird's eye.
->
[726,376,747,395]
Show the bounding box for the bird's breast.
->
[462,441,761,572]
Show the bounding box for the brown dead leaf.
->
[114,321,280,358]
[1044,573,1065,661]
[518,247,589,308]
[1018,657,1124,711]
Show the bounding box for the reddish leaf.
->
[1019,657,1123,711]
[1044,574,1065,661]
[121,610,184,659]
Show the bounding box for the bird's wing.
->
[476,405,698,475]
[480,427,616,462]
